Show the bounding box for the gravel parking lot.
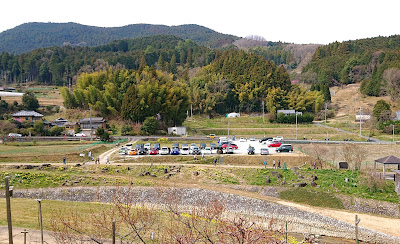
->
[119,139,297,157]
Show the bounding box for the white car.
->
[74,132,86,137]
[160,147,170,155]
[260,148,270,155]
[181,146,190,155]
[119,147,127,155]
[239,137,246,142]
[274,136,283,141]
[249,137,255,141]
[263,139,273,145]
[8,133,22,137]
[190,143,197,150]
[204,147,212,154]
[144,143,151,151]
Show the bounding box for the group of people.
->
[62,153,108,165]
[263,159,282,169]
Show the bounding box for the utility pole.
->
[90,107,93,141]
[359,107,362,137]
[227,121,230,136]
[5,176,13,244]
[325,102,328,123]
[262,100,265,123]
[393,125,395,143]
[191,104,193,121]
[36,199,44,244]
[295,111,298,140]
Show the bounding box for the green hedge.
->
[272,112,314,124]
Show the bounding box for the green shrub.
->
[280,188,344,209]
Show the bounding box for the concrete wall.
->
[396,172,400,194]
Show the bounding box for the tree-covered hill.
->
[0,22,239,54]
[0,35,215,86]
[302,35,400,98]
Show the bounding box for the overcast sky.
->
[1,0,399,44]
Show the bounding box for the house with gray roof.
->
[78,117,106,137]
[12,110,43,123]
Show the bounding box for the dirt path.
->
[98,139,137,164]
[195,184,400,238]
[0,226,55,244]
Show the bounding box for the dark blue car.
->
[171,148,180,155]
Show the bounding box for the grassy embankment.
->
[1,164,397,204]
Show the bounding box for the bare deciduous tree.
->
[50,186,283,243]
[307,143,328,169]
[341,144,367,170]
[383,68,400,103]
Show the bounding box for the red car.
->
[268,141,282,148]
[149,148,159,155]
[221,143,238,149]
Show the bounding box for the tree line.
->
[0,35,214,86]
[59,49,325,126]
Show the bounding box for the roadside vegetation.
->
[1,163,397,203]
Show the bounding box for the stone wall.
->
[7,186,400,244]
[396,172,400,194]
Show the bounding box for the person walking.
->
[214,158,217,166]
[106,156,110,164]
[263,160,267,169]
[62,157,66,165]
[278,160,281,169]
[273,160,276,169]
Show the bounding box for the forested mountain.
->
[0,35,215,86]
[0,22,238,54]
[233,36,320,71]
[302,35,400,98]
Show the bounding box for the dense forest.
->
[0,35,215,86]
[0,22,238,54]
[303,35,400,100]
[59,49,325,124]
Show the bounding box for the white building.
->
[168,127,187,136]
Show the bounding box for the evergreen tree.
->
[22,91,40,110]
[170,54,177,74]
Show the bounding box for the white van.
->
[181,146,190,155]
[126,143,133,150]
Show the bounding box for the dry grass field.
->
[1,86,64,107]
[0,141,112,163]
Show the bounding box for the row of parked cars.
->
[119,142,220,156]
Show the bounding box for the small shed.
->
[276,110,302,116]
[374,155,400,179]
[168,126,186,136]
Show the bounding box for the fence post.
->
[21,229,28,244]
[5,176,13,244]
[285,221,288,243]
[112,220,116,244]
[36,199,44,244]
[355,214,360,244]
